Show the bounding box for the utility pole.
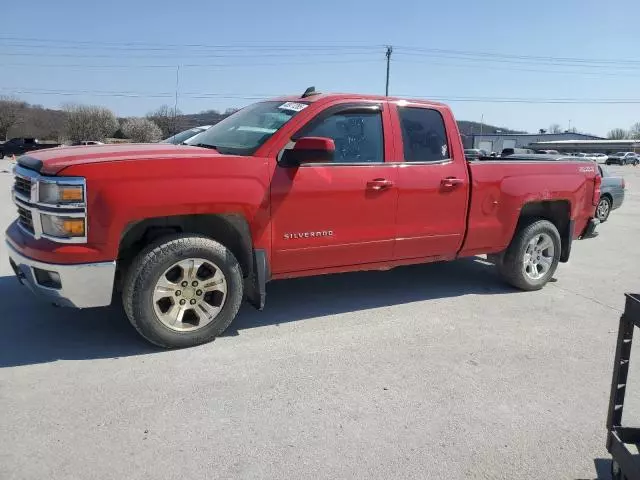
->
[480,113,484,137]
[173,65,180,137]
[385,46,393,96]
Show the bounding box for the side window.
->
[398,107,449,162]
[299,111,384,164]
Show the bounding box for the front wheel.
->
[498,219,561,291]
[122,234,244,348]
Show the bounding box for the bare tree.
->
[548,123,563,134]
[629,122,640,140]
[147,105,182,138]
[64,104,119,142]
[121,118,162,143]
[607,128,628,140]
[0,96,26,140]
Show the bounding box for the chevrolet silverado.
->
[6,90,601,348]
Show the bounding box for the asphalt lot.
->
[0,161,639,480]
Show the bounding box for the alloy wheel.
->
[152,258,227,331]
[523,233,555,280]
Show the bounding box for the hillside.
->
[456,120,523,136]
[2,102,524,141]
[178,113,523,137]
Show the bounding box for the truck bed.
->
[459,158,598,257]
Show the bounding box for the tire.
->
[634,159,639,166]
[498,219,561,291]
[122,234,244,348]
[597,196,612,223]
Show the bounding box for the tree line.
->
[0,96,232,143]
[607,124,640,140]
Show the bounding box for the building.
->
[528,139,640,154]
[470,132,603,153]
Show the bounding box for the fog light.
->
[33,268,62,289]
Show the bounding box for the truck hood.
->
[18,143,222,175]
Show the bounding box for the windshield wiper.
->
[182,142,218,150]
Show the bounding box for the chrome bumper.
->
[6,241,116,308]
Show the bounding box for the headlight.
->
[39,183,84,204]
[41,214,86,238]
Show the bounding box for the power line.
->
[2,35,638,66]
[0,36,382,50]
[4,88,640,104]
[393,58,640,78]
[0,42,381,54]
[395,46,640,66]
[0,58,383,69]
[0,51,380,60]
[394,52,640,70]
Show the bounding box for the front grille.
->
[17,206,34,233]
[14,176,32,198]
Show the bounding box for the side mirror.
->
[280,137,335,167]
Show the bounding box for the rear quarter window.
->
[397,107,449,162]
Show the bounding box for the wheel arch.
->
[118,213,254,280]
[517,200,572,262]
[600,192,613,202]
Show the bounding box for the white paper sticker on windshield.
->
[278,102,308,112]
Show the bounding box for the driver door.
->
[269,101,398,275]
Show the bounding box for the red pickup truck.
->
[6,91,601,348]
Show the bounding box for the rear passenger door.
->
[391,105,470,260]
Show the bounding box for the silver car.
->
[596,165,625,222]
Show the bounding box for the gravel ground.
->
[0,160,638,480]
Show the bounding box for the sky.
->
[2,0,640,136]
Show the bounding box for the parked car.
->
[161,126,212,145]
[592,153,608,163]
[464,149,487,160]
[0,138,60,158]
[596,165,625,222]
[535,149,560,155]
[6,91,601,348]
[606,152,639,166]
[71,141,104,146]
[501,147,534,157]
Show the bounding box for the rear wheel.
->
[499,219,561,291]
[122,234,243,348]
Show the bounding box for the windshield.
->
[161,127,208,145]
[185,101,308,155]
[613,152,625,156]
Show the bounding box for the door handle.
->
[441,177,464,189]
[366,178,394,191]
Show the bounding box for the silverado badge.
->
[284,231,334,240]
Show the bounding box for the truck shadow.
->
[0,257,517,368]
[225,257,517,336]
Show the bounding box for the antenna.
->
[301,86,317,98]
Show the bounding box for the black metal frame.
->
[607,293,640,479]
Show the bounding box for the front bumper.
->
[6,240,116,308]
